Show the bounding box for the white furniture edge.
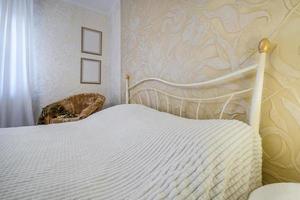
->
[249,183,300,200]
[125,38,271,133]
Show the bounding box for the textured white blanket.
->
[0,104,261,200]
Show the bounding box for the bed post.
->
[125,74,130,104]
[249,38,271,133]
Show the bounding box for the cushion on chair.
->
[38,93,105,125]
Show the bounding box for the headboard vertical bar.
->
[125,75,130,104]
[155,91,159,110]
[219,94,234,119]
[166,96,170,113]
[138,94,143,105]
[249,38,271,133]
[145,90,151,107]
[196,102,201,119]
[179,100,184,117]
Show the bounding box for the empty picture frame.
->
[81,27,102,55]
[80,58,101,84]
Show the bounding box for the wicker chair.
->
[38,93,105,125]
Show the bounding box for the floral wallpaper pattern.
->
[121,0,300,183]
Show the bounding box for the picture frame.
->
[80,58,101,84]
[81,27,102,56]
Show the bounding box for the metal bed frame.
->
[125,38,271,133]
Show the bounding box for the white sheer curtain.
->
[0,0,34,127]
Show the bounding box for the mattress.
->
[0,104,262,200]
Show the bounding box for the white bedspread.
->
[0,104,261,200]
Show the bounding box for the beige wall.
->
[33,0,111,118]
[109,0,122,105]
[121,0,300,184]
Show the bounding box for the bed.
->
[0,39,270,200]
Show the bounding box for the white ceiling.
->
[64,0,118,14]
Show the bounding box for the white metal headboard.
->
[125,39,271,133]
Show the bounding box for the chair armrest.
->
[79,98,104,119]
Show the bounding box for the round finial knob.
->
[125,74,130,80]
[258,38,271,53]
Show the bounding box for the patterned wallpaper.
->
[121,0,300,183]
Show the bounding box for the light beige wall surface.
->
[121,0,300,184]
[33,0,111,118]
